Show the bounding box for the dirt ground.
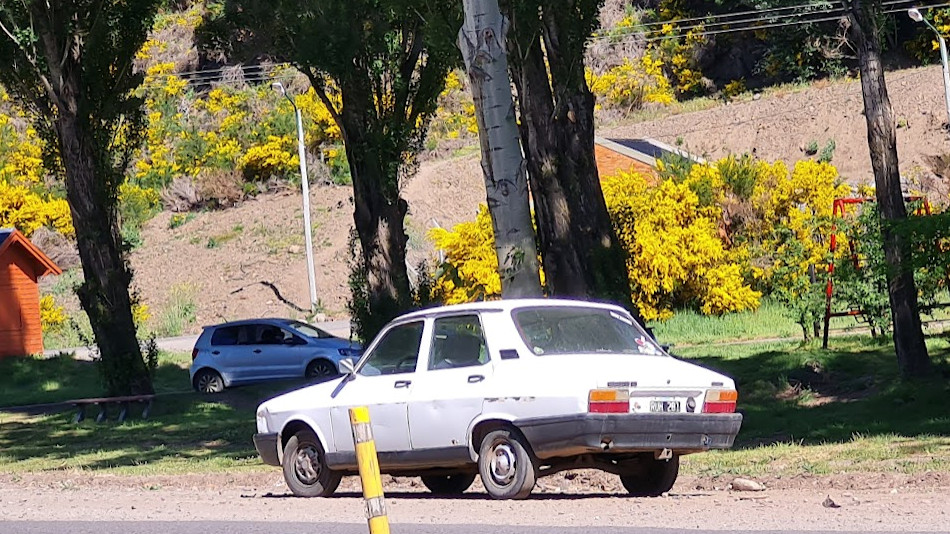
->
[118,64,950,332]
[1,470,948,530]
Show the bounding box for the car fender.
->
[278,414,334,464]
[465,411,519,461]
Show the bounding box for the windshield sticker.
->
[635,336,660,355]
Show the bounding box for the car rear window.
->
[210,326,240,346]
[512,306,663,356]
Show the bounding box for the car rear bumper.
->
[514,412,743,460]
[253,432,281,466]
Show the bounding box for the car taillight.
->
[588,389,630,413]
[191,348,198,361]
[702,389,738,413]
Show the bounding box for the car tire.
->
[305,359,338,380]
[477,428,537,500]
[420,473,477,495]
[282,429,341,497]
[193,369,224,394]
[619,455,679,497]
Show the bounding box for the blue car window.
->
[210,326,240,346]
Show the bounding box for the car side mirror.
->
[340,358,356,375]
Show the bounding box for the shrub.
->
[602,171,761,320]
[428,204,501,304]
[0,180,74,237]
[39,295,67,333]
[587,57,674,111]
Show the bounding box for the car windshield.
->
[513,306,665,356]
[285,321,333,339]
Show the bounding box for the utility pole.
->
[459,0,543,298]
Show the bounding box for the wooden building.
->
[0,229,63,357]
[594,137,705,179]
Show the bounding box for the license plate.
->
[650,400,681,413]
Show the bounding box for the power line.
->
[589,1,950,45]
[602,0,919,36]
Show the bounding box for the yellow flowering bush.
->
[429,70,478,143]
[40,295,67,332]
[0,115,44,184]
[648,22,708,97]
[428,205,502,303]
[0,180,74,236]
[587,57,674,110]
[602,171,760,319]
[239,135,299,181]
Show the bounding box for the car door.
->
[263,326,309,378]
[408,314,493,451]
[329,320,426,454]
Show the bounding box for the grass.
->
[151,283,198,337]
[676,333,950,478]
[650,298,877,346]
[0,351,192,408]
[0,351,309,475]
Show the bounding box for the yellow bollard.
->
[349,406,390,534]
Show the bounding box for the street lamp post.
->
[909,7,950,129]
[273,82,319,315]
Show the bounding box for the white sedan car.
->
[253,299,742,500]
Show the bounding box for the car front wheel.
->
[282,429,342,497]
[619,454,679,497]
[477,428,536,500]
[305,359,338,380]
[421,473,477,495]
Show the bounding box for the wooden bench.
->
[68,395,155,423]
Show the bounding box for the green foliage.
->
[345,229,374,343]
[768,224,829,340]
[818,139,836,163]
[834,203,948,334]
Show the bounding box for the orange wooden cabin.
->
[0,228,62,357]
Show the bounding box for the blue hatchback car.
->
[190,318,361,393]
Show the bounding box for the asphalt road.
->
[0,524,928,534]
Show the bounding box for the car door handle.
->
[394,380,412,389]
[467,374,485,383]
[253,349,262,354]
[211,350,220,355]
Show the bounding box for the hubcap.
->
[311,363,332,377]
[294,445,321,484]
[198,374,219,392]
[489,442,517,486]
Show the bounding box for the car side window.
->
[359,321,424,376]
[210,326,240,346]
[428,315,488,370]
[251,325,286,345]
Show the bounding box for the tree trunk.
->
[55,112,153,396]
[459,0,543,298]
[341,101,413,341]
[848,2,930,378]
[507,3,637,316]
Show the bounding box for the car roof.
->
[201,317,299,330]
[393,298,631,322]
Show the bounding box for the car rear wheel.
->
[420,473,477,495]
[619,454,679,497]
[478,428,536,500]
[193,369,224,394]
[305,359,337,380]
[282,429,341,497]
